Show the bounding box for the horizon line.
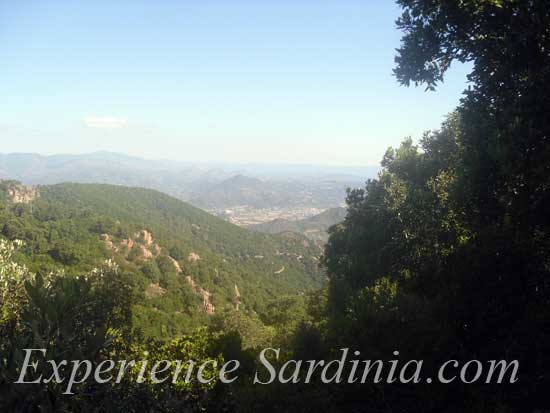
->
[0,150,381,170]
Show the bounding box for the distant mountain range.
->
[249,207,347,244]
[190,174,352,211]
[0,152,376,223]
[0,152,231,201]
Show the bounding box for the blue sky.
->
[0,0,471,166]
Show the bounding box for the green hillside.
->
[0,181,323,339]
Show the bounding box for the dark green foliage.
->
[0,260,133,412]
[169,245,185,261]
[141,261,161,283]
[48,240,83,265]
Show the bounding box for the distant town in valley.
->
[0,152,376,242]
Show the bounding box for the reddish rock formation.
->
[187,252,200,263]
[201,290,215,315]
[184,275,215,314]
[167,256,182,273]
[153,244,162,257]
[120,238,134,251]
[234,284,241,311]
[137,245,153,260]
[6,183,40,204]
[135,229,154,245]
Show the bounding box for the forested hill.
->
[0,181,323,338]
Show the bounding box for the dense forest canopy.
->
[1,0,549,411]
[319,0,550,410]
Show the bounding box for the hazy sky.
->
[1,1,471,166]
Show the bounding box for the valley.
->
[0,152,373,233]
[212,205,329,226]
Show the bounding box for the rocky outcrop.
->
[99,229,213,313]
[101,229,161,261]
[274,266,285,274]
[201,290,215,315]
[137,245,153,260]
[187,252,200,263]
[153,244,162,257]
[184,275,215,314]
[120,238,134,252]
[185,275,196,288]
[100,234,114,250]
[145,282,167,299]
[135,229,153,245]
[5,183,39,204]
[234,284,241,311]
[167,256,182,273]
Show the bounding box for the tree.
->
[394,1,550,407]
[0,243,133,411]
[316,1,550,410]
[395,0,550,232]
